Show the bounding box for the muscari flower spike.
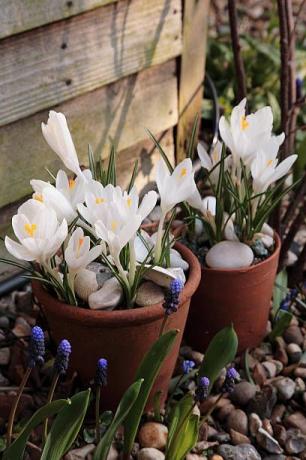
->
[222,367,240,394]
[195,376,210,402]
[95,358,108,387]
[163,278,184,316]
[54,339,72,375]
[28,326,45,368]
[182,360,195,375]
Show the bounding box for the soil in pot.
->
[184,233,281,353]
[33,243,201,410]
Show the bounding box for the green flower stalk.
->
[95,358,108,444]
[43,339,72,442]
[7,326,45,447]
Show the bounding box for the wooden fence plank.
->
[0,60,178,207]
[176,0,210,162]
[0,129,174,280]
[0,0,117,39]
[0,0,182,126]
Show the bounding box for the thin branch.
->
[228,0,247,103]
[282,171,306,228]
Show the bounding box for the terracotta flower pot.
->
[185,233,281,353]
[32,243,201,410]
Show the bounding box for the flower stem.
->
[43,373,59,443]
[166,375,183,413]
[200,393,223,425]
[158,316,168,338]
[128,238,136,286]
[154,213,166,264]
[95,385,101,444]
[6,367,32,447]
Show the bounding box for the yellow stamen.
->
[78,238,84,249]
[127,197,132,208]
[267,159,273,167]
[111,220,118,231]
[69,178,76,189]
[33,193,43,202]
[24,223,37,237]
[212,149,218,163]
[180,167,187,177]
[240,115,249,131]
[96,197,105,204]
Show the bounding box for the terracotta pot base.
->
[185,234,281,353]
[33,243,201,410]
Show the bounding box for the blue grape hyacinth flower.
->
[163,278,184,316]
[182,360,195,375]
[222,367,240,394]
[54,339,72,376]
[95,358,108,387]
[28,326,45,368]
[195,376,210,402]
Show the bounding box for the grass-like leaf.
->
[3,399,69,460]
[93,379,143,460]
[41,389,91,460]
[123,329,179,455]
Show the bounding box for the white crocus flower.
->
[219,98,274,165]
[251,148,297,195]
[197,141,230,184]
[5,199,67,268]
[155,158,198,261]
[31,169,92,224]
[41,111,85,179]
[64,227,102,291]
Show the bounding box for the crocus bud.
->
[95,358,108,387]
[195,376,210,402]
[54,339,72,375]
[182,360,195,375]
[163,278,184,316]
[28,326,45,368]
[222,367,240,393]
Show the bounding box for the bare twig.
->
[277,0,290,160]
[288,0,306,46]
[282,171,306,228]
[279,197,306,270]
[228,0,247,103]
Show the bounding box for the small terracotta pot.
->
[32,243,201,410]
[185,233,281,353]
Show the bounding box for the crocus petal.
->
[137,191,158,221]
[5,236,36,261]
[197,143,212,170]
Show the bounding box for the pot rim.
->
[32,242,201,327]
[202,231,281,274]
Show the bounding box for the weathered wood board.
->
[0,60,178,207]
[0,129,174,280]
[0,0,182,126]
[0,0,118,39]
[177,0,210,161]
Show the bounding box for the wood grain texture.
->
[0,130,174,280]
[0,60,178,207]
[0,0,117,39]
[0,0,182,126]
[176,0,210,162]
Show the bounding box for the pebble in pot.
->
[88,277,123,310]
[206,241,254,269]
[74,269,99,302]
[136,282,165,307]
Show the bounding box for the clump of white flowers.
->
[192,98,297,245]
[3,111,198,307]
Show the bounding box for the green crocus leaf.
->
[93,379,143,460]
[3,399,69,460]
[199,325,238,391]
[123,329,179,455]
[272,269,288,315]
[41,389,91,460]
